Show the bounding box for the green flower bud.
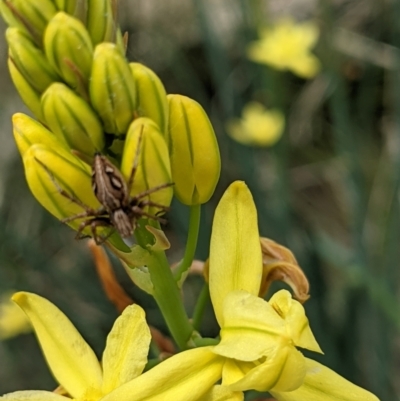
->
[6,27,60,93]
[90,43,136,135]
[23,143,101,233]
[44,12,93,92]
[0,0,57,45]
[54,0,87,22]
[54,0,76,14]
[130,62,168,134]
[41,83,104,156]
[8,57,42,119]
[120,117,173,215]
[12,113,65,156]
[167,95,220,205]
[87,0,119,46]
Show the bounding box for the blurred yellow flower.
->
[0,292,31,340]
[248,18,320,78]
[226,102,284,147]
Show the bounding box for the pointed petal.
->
[198,385,244,401]
[102,304,151,393]
[269,291,322,353]
[271,358,380,401]
[101,347,223,401]
[214,291,285,361]
[0,390,69,400]
[209,181,262,326]
[12,293,102,399]
[229,347,306,393]
[221,358,255,386]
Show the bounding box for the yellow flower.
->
[0,291,31,340]
[226,102,284,147]
[248,18,320,78]
[207,181,380,400]
[2,292,225,401]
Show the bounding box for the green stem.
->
[110,221,194,350]
[192,284,210,331]
[146,250,194,350]
[174,204,201,280]
[135,223,194,350]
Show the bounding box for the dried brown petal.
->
[88,239,132,313]
[260,237,310,303]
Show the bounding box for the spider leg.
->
[75,218,114,245]
[137,199,170,211]
[133,182,174,200]
[91,220,115,245]
[126,125,144,194]
[61,207,106,224]
[35,157,93,211]
[131,206,167,225]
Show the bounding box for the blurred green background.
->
[0,0,397,400]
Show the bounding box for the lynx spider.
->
[39,128,172,244]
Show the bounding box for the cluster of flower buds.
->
[1,0,221,243]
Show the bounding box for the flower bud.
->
[12,113,64,157]
[6,27,60,94]
[90,43,136,135]
[167,95,220,205]
[23,143,101,233]
[87,0,120,46]
[120,117,173,215]
[54,0,80,16]
[8,57,42,119]
[130,62,168,134]
[0,0,57,45]
[44,12,93,92]
[41,83,104,156]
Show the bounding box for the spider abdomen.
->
[111,209,134,238]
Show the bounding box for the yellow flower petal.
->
[209,181,262,326]
[0,390,69,400]
[12,292,102,400]
[269,290,322,353]
[0,292,31,340]
[101,347,223,401]
[226,102,285,147]
[102,304,151,393]
[198,385,244,401]
[229,346,306,393]
[214,291,285,361]
[288,54,320,79]
[270,358,380,401]
[221,358,254,387]
[247,18,320,79]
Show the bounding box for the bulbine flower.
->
[248,18,321,78]
[1,292,225,401]
[226,102,285,147]
[207,181,380,400]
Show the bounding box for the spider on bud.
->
[38,128,172,245]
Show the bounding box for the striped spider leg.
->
[35,158,114,244]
